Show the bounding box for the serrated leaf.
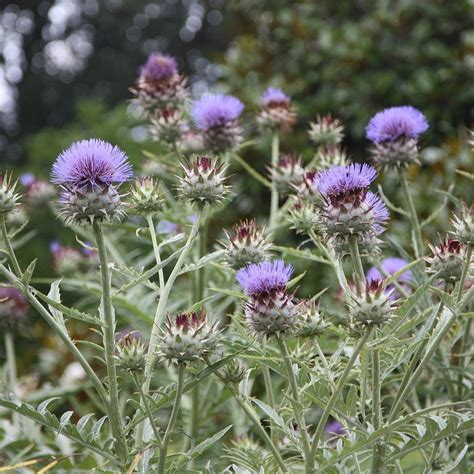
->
[58,410,74,434]
[22,259,37,285]
[37,397,60,414]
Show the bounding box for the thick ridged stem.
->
[93,222,128,463]
[276,336,311,471]
[348,235,365,292]
[158,363,186,474]
[262,362,277,443]
[308,330,372,473]
[269,132,280,230]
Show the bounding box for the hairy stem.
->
[348,235,365,292]
[158,363,186,474]
[371,340,383,473]
[276,336,311,471]
[4,331,16,395]
[308,330,372,473]
[147,214,165,291]
[269,132,280,230]
[93,221,128,463]
[1,215,21,276]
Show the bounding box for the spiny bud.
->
[23,178,55,208]
[221,358,248,385]
[178,156,229,206]
[308,115,344,148]
[115,331,147,373]
[291,170,319,203]
[0,174,21,215]
[150,107,186,147]
[129,177,163,215]
[315,146,349,170]
[451,203,474,246]
[50,242,84,276]
[295,299,326,338]
[287,198,320,236]
[426,237,467,284]
[349,279,394,330]
[268,154,305,195]
[257,87,296,133]
[222,219,272,269]
[159,310,219,364]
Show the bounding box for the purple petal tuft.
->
[236,260,293,296]
[191,94,244,130]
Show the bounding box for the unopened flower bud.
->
[308,115,344,148]
[451,203,474,246]
[269,154,305,195]
[257,87,296,133]
[150,107,186,147]
[349,279,394,330]
[222,219,272,269]
[23,178,55,208]
[287,198,320,236]
[178,156,229,206]
[295,300,326,338]
[426,237,468,284]
[0,174,20,215]
[115,331,147,372]
[0,286,29,331]
[129,177,163,215]
[221,358,248,385]
[315,146,348,170]
[50,241,84,275]
[159,310,219,364]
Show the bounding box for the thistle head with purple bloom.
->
[367,257,411,300]
[140,53,177,82]
[236,260,293,296]
[366,106,428,168]
[261,87,290,106]
[258,87,295,132]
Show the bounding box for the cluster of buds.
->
[366,106,428,169]
[257,87,296,133]
[191,94,244,153]
[20,173,55,208]
[129,177,163,215]
[236,260,302,336]
[451,202,474,246]
[268,154,305,195]
[51,140,133,226]
[221,358,248,385]
[149,107,186,148]
[426,237,468,285]
[295,299,326,338]
[349,279,394,330]
[115,331,147,373]
[222,219,272,269]
[132,53,187,115]
[313,164,389,248]
[178,155,229,206]
[308,115,344,148]
[159,310,219,364]
[0,286,29,331]
[0,174,20,216]
[50,241,98,276]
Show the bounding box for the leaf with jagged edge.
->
[22,259,37,286]
[179,250,226,275]
[47,280,66,331]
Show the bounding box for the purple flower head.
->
[51,139,133,188]
[20,173,35,188]
[325,420,345,437]
[236,260,293,296]
[156,220,181,234]
[140,53,177,82]
[366,106,428,143]
[314,163,377,197]
[367,257,412,284]
[191,94,244,130]
[0,286,29,319]
[49,240,61,254]
[261,87,290,106]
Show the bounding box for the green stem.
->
[136,211,202,447]
[348,236,365,292]
[132,373,161,447]
[275,336,311,470]
[158,364,186,474]
[371,338,383,473]
[262,364,276,443]
[398,168,424,260]
[1,215,21,276]
[456,246,472,304]
[309,330,372,473]
[359,348,368,422]
[269,132,280,230]
[92,222,128,463]
[147,215,165,291]
[4,331,16,395]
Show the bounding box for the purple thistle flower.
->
[366,106,428,143]
[51,139,133,188]
[261,87,290,106]
[191,94,244,130]
[365,191,390,233]
[20,173,35,188]
[236,260,293,296]
[314,163,377,196]
[140,53,178,82]
[325,420,345,437]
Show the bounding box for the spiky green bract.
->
[287,197,321,236]
[159,310,219,364]
[150,107,185,147]
[0,174,21,215]
[308,114,344,147]
[129,177,163,216]
[221,358,248,385]
[269,154,305,195]
[178,155,229,206]
[426,237,468,284]
[451,202,474,246]
[349,279,394,331]
[295,299,326,338]
[222,219,272,269]
[115,332,147,373]
[257,87,296,132]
